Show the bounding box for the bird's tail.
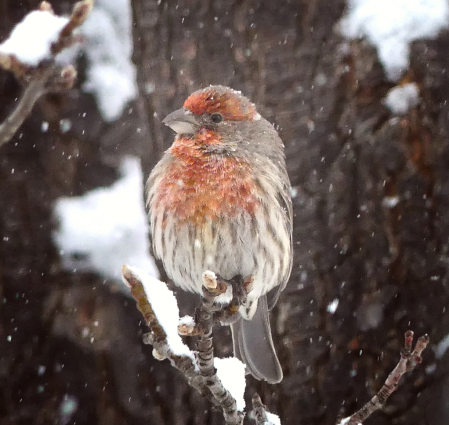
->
[231,294,283,383]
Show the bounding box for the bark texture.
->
[0,0,449,424]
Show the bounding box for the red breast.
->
[154,130,260,225]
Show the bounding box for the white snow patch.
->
[265,412,282,425]
[384,83,420,114]
[80,0,137,121]
[53,156,157,285]
[435,333,449,359]
[340,0,449,81]
[0,11,68,66]
[327,298,339,314]
[214,357,246,411]
[382,195,400,208]
[59,394,78,425]
[426,363,437,374]
[178,315,195,327]
[126,266,193,358]
[336,419,361,425]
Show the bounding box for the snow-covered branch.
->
[122,265,279,425]
[0,0,93,149]
[336,330,430,425]
[123,264,429,425]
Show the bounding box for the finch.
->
[146,85,292,383]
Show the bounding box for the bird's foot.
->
[212,274,254,325]
[177,272,254,334]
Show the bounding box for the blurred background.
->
[1,0,449,424]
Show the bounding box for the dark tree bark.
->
[0,0,449,424]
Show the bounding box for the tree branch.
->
[251,393,280,425]
[336,330,430,425]
[196,271,244,425]
[122,266,216,405]
[0,0,93,149]
[123,266,429,425]
[122,266,246,425]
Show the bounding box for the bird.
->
[146,85,292,383]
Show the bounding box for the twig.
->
[52,0,93,54]
[0,0,93,149]
[251,393,268,424]
[121,266,216,405]
[250,394,269,424]
[122,266,245,425]
[337,330,430,425]
[0,67,50,147]
[0,65,76,147]
[196,271,244,425]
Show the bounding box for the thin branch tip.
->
[202,270,218,289]
[0,53,12,71]
[53,0,93,50]
[61,65,76,76]
[152,348,166,361]
[178,316,196,335]
[39,1,54,13]
[121,265,133,287]
[338,330,429,425]
[416,333,430,348]
[251,393,273,424]
[251,393,263,407]
[142,332,153,345]
[71,0,94,25]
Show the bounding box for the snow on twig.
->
[122,266,278,425]
[122,265,252,425]
[122,265,215,401]
[215,357,246,412]
[0,10,69,66]
[0,0,93,149]
[123,266,192,357]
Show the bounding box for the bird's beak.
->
[162,108,199,135]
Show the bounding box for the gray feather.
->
[231,294,283,384]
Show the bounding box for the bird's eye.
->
[210,113,223,124]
